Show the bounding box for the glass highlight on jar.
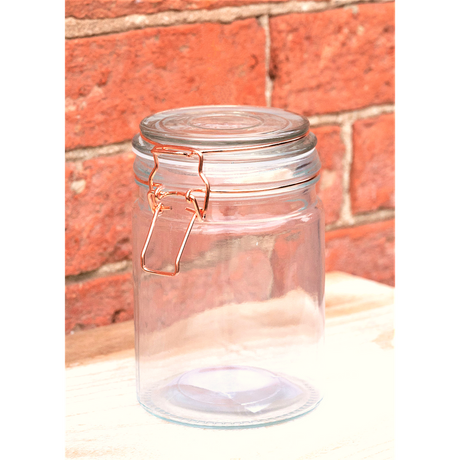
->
[131,106,325,428]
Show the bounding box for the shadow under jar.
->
[131,106,325,428]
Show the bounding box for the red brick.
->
[270,3,395,115]
[65,272,133,333]
[351,113,395,214]
[65,152,137,276]
[65,20,265,150]
[314,125,345,224]
[66,0,298,19]
[325,219,395,285]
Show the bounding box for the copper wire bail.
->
[139,132,211,276]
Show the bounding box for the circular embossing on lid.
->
[140,105,309,147]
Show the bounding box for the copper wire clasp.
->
[139,134,210,276]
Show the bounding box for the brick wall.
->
[65,0,395,333]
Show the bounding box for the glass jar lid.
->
[133,105,320,194]
[139,105,310,148]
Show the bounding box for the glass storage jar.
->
[132,105,325,428]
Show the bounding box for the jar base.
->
[139,365,322,428]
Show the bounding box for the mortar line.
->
[65,141,132,162]
[65,260,133,286]
[338,120,354,225]
[259,14,273,107]
[65,0,394,39]
[325,208,395,231]
[308,104,395,127]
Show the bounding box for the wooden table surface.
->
[66,271,394,460]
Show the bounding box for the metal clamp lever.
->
[139,133,211,276]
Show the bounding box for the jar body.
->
[132,181,325,427]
